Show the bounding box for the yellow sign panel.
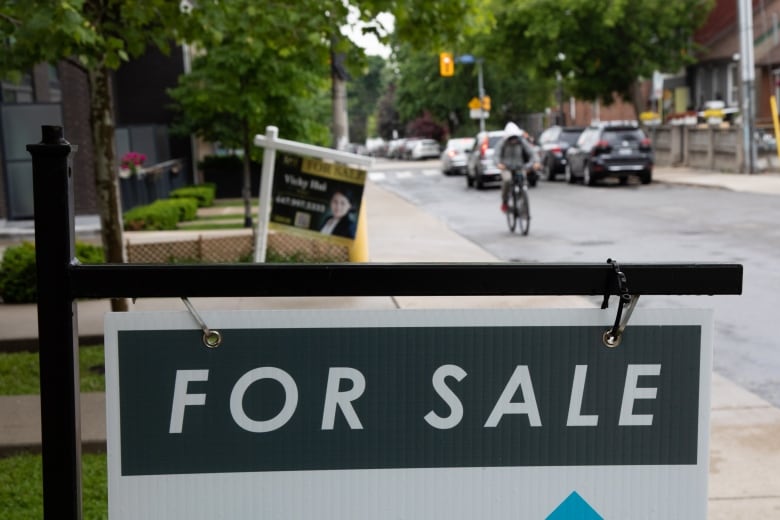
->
[468,96,491,110]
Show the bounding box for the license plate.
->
[618,148,632,155]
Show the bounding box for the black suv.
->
[537,125,585,181]
[564,121,653,186]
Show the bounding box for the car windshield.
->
[449,138,474,151]
[560,130,583,145]
[487,135,504,148]
[603,129,644,146]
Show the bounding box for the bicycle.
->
[506,166,531,235]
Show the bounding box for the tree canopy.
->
[487,0,714,110]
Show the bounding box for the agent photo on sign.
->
[319,189,357,239]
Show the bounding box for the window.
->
[1,73,34,103]
[727,63,738,106]
[48,64,62,103]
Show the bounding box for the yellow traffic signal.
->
[439,52,454,77]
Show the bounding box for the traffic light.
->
[439,52,454,77]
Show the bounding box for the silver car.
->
[440,137,476,175]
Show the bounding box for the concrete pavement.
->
[1,167,780,517]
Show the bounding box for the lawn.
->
[0,345,105,395]
[0,452,107,519]
[0,345,108,518]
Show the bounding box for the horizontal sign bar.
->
[70,263,743,299]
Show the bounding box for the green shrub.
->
[74,242,105,264]
[169,184,216,207]
[161,197,198,221]
[0,241,105,303]
[0,242,36,303]
[123,200,180,230]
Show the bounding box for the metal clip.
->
[601,259,638,348]
[181,297,222,348]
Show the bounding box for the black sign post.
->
[28,126,743,519]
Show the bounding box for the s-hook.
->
[181,297,222,348]
[601,258,639,348]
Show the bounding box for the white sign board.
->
[105,308,712,519]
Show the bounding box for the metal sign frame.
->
[27,126,743,519]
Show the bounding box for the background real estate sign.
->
[269,152,366,242]
[105,308,712,519]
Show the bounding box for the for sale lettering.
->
[116,325,700,475]
[168,363,661,434]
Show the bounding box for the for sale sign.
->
[105,308,712,519]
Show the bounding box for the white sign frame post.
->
[253,126,373,262]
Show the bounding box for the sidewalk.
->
[1,168,780,518]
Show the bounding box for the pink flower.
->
[121,151,147,170]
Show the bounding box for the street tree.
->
[168,1,331,228]
[489,0,715,115]
[0,0,205,311]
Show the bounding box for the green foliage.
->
[123,199,181,231]
[0,452,107,519]
[75,242,106,264]
[490,0,715,107]
[0,345,105,395]
[165,197,199,221]
[168,0,332,151]
[170,184,216,208]
[0,242,104,303]
[0,242,36,304]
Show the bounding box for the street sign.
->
[470,108,489,119]
[105,308,712,519]
[467,96,491,111]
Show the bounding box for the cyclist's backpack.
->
[501,136,529,170]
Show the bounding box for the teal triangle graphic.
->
[545,491,603,520]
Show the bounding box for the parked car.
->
[387,138,407,159]
[408,138,441,160]
[466,130,507,189]
[565,121,653,186]
[440,137,475,175]
[537,125,585,181]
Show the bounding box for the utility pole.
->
[738,0,756,173]
[456,54,486,133]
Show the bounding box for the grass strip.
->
[0,452,107,519]
[0,345,105,395]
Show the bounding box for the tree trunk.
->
[241,119,252,228]
[88,65,128,312]
[330,42,349,150]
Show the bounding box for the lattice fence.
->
[126,231,349,264]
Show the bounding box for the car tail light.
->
[550,146,562,154]
[640,138,652,150]
[592,139,611,155]
[479,138,488,158]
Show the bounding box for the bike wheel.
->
[506,184,518,232]
[517,187,530,235]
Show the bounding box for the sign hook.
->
[181,297,222,348]
[601,259,639,348]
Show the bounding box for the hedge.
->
[0,242,104,303]
[169,184,216,208]
[123,198,199,231]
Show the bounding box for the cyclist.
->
[495,122,541,213]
